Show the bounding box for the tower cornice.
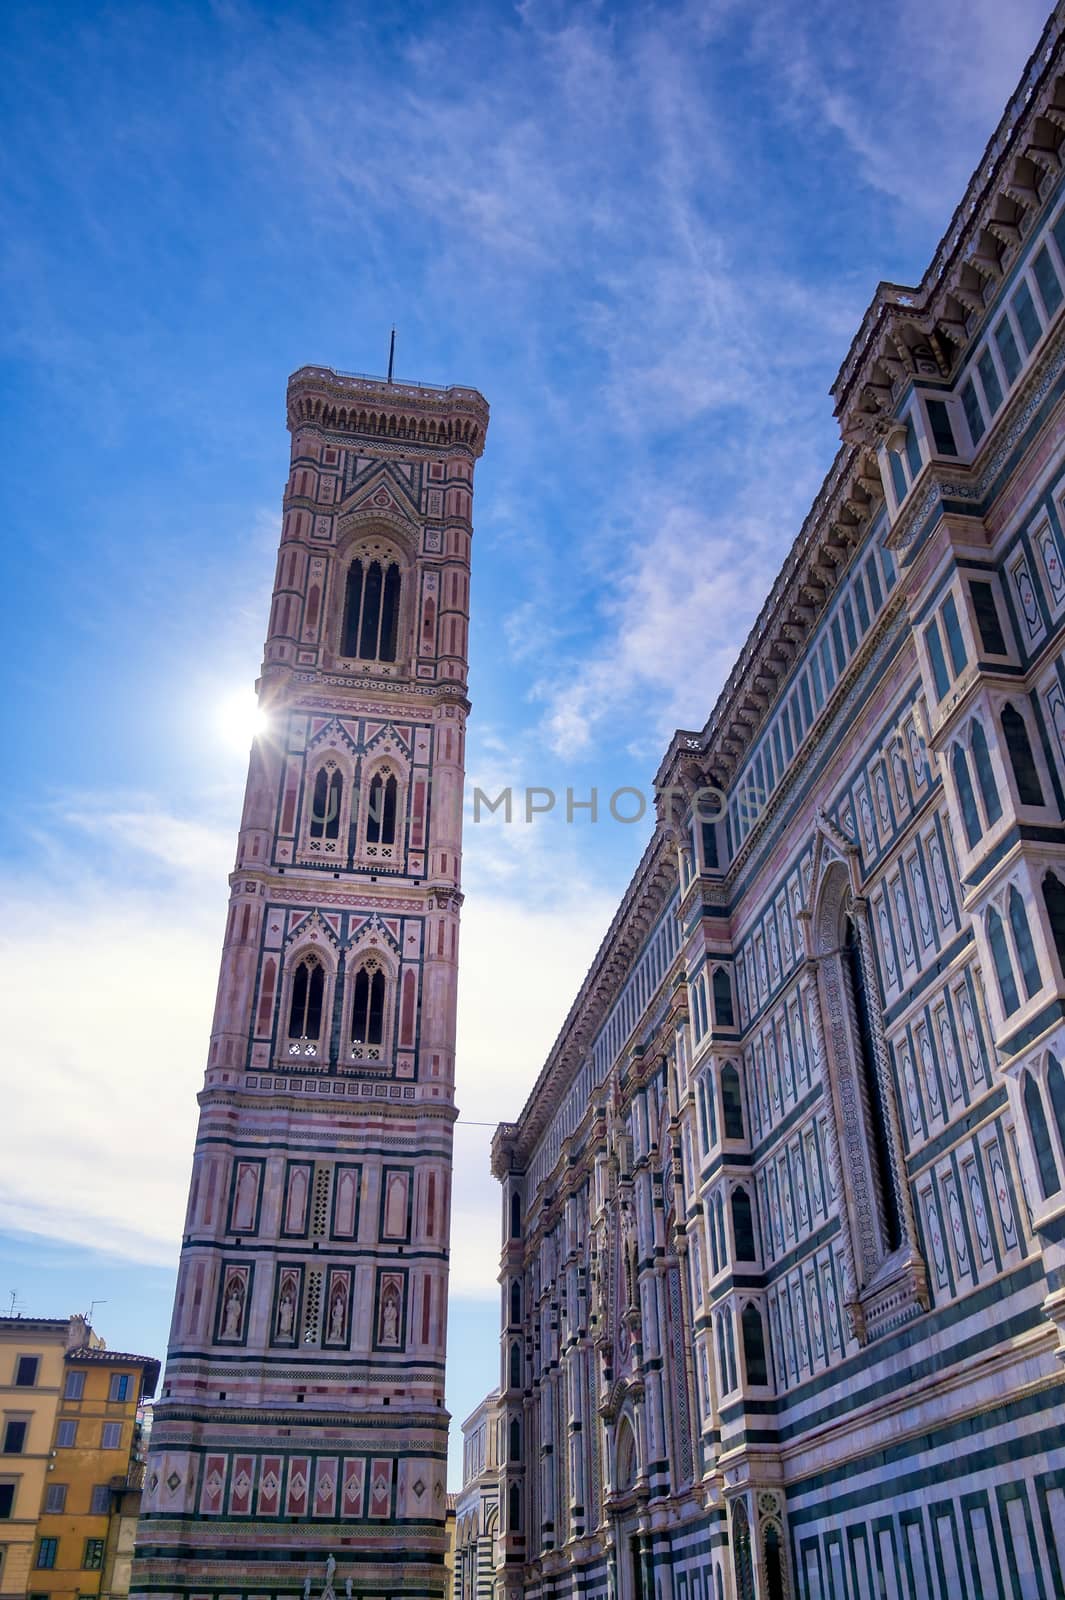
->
[287,365,489,458]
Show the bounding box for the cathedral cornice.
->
[832,6,1065,447]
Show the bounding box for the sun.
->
[215,687,269,752]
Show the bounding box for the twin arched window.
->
[288,954,325,1047]
[342,558,401,662]
[366,770,398,846]
[350,960,386,1048]
[309,766,342,841]
[988,888,1041,1018]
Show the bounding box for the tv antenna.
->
[87,1299,107,1328]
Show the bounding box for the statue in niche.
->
[277,1278,296,1338]
[328,1283,346,1342]
[222,1273,245,1338]
[233,1164,257,1230]
[380,1287,400,1345]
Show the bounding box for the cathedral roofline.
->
[831,2,1065,439]
[655,3,1065,813]
[494,827,676,1172]
[287,365,489,456]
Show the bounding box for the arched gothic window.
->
[1008,886,1041,999]
[1043,874,1065,976]
[952,744,982,847]
[341,557,401,662]
[971,721,1002,824]
[1048,1055,1065,1151]
[509,1338,521,1389]
[509,1280,521,1325]
[988,909,1020,1016]
[366,769,399,846]
[731,1187,757,1261]
[712,967,735,1028]
[350,960,386,1050]
[507,1481,520,1532]
[309,765,342,841]
[1023,1071,1061,1199]
[843,917,903,1252]
[615,1417,637,1492]
[1002,704,1044,805]
[741,1303,767,1386]
[721,1063,745,1140]
[509,1416,521,1462]
[510,1191,522,1240]
[715,1315,731,1394]
[288,954,325,1043]
[764,1526,786,1600]
[731,1501,755,1600]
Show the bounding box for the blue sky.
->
[0,0,1050,1483]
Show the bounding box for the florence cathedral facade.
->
[487,9,1065,1600]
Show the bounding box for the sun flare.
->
[214,688,269,752]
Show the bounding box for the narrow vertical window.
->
[341,560,364,657]
[740,1304,767,1386]
[359,561,384,658]
[509,1281,521,1325]
[721,1064,744,1140]
[1002,705,1044,805]
[1042,874,1065,975]
[510,1191,522,1240]
[380,563,401,661]
[1047,1055,1065,1152]
[712,968,735,1029]
[961,378,985,444]
[844,918,903,1252]
[993,315,1021,385]
[1008,886,1041,999]
[925,618,951,700]
[1033,244,1063,317]
[509,1339,521,1388]
[952,745,982,847]
[971,722,1002,824]
[731,1188,756,1262]
[976,348,1004,414]
[1012,279,1042,354]
[941,594,967,676]
[1023,1072,1061,1198]
[988,909,1020,1017]
[969,581,1007,655]
[926,399,957,457]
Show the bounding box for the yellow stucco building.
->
[1,1317,96,1600]
[33,1344,158,1600]
[0,1317,158,1600]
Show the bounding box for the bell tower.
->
[133,366,489,1600]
